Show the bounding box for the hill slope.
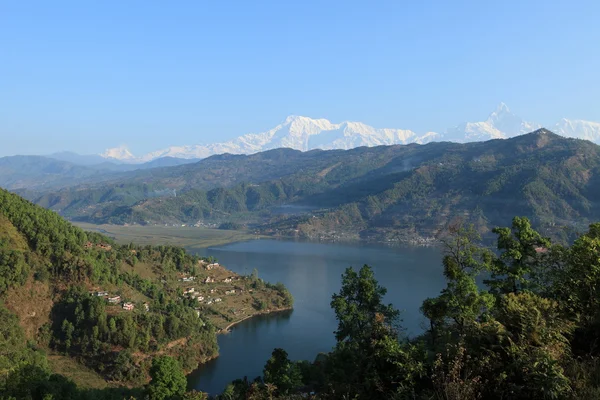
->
[0,188,292,390]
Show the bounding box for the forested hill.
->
[0,188,292,398]
[26,130,600,243]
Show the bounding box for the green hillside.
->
[0,189,292,398]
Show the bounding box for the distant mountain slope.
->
[31,130,600,243]
[0,155,105,190]
[99,104,600,162]
[0,155,201,191]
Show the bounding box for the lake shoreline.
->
[218,306,293,334]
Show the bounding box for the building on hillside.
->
[123,302,135,311]
[197,296,205,302]
[143,302,150,312]
[184,287,195,294]
[96,291,108,297]
[214,298,222,303]
[204,277,215,284]
[107,295,121,303]
[225,290,236,295]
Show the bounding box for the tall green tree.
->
[329,265,423,398]
[147,356,187,400]
[263,348,302,394]
[422,223,494,343]
[331,264,399,347]
[485,216,550,295]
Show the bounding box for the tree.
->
[331,264,399,347]
[422,223,494,343]
[554,223,600,354]
[147,356,187,400]
[485,217,550,295]
[329,265,423,398]
[263,348,302,394]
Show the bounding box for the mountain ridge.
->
[30,129,600,244]
[99,104,600,163]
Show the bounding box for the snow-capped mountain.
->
[444,103,542,142]
[553,118,600,142]
[101,145,136,162]
[103,116,440,163]
[100,104,600,163]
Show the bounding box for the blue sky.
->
[2,0,599,157]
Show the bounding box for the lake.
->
[187,239,445,395]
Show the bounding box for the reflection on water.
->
[188,239,444,395]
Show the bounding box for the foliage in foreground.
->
[218,217,600,400]
[6,206,600,399]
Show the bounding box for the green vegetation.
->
[0,188,293,399]
[71,222,260,250]
[26,130,600,244]
[218,216,600,400]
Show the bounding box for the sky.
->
[2,0,600,157]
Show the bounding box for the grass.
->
[0,214,28,250]
[72,222,262,249]
[47,354,115,389]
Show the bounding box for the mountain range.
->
[28,129,600,244]
[99,103,600,163]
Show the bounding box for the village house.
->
[84,242,93,249]
[122,302,135,311]
[197,296,205,302]
[107,295,121,304]
[204,277,215,284]
[143,303,150,312]
[225,290,236,295]
[214,298,222,303]
[184,287,195,294]
[223,277,232,283]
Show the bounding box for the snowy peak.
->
[554,118,600,142]
[444,103,541,142]
[98,106,600,163]
[101,145,135,162]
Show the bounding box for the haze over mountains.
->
[99,103,600,163]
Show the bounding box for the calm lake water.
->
[187,239,444,395]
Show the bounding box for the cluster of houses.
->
[182,287,225,305]
[84,242,112,251]
[205,262,219,270]
[180,276,196,282]
[91,290,149,312]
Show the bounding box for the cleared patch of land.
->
[72,223,262,250]
[48,354,116,389]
